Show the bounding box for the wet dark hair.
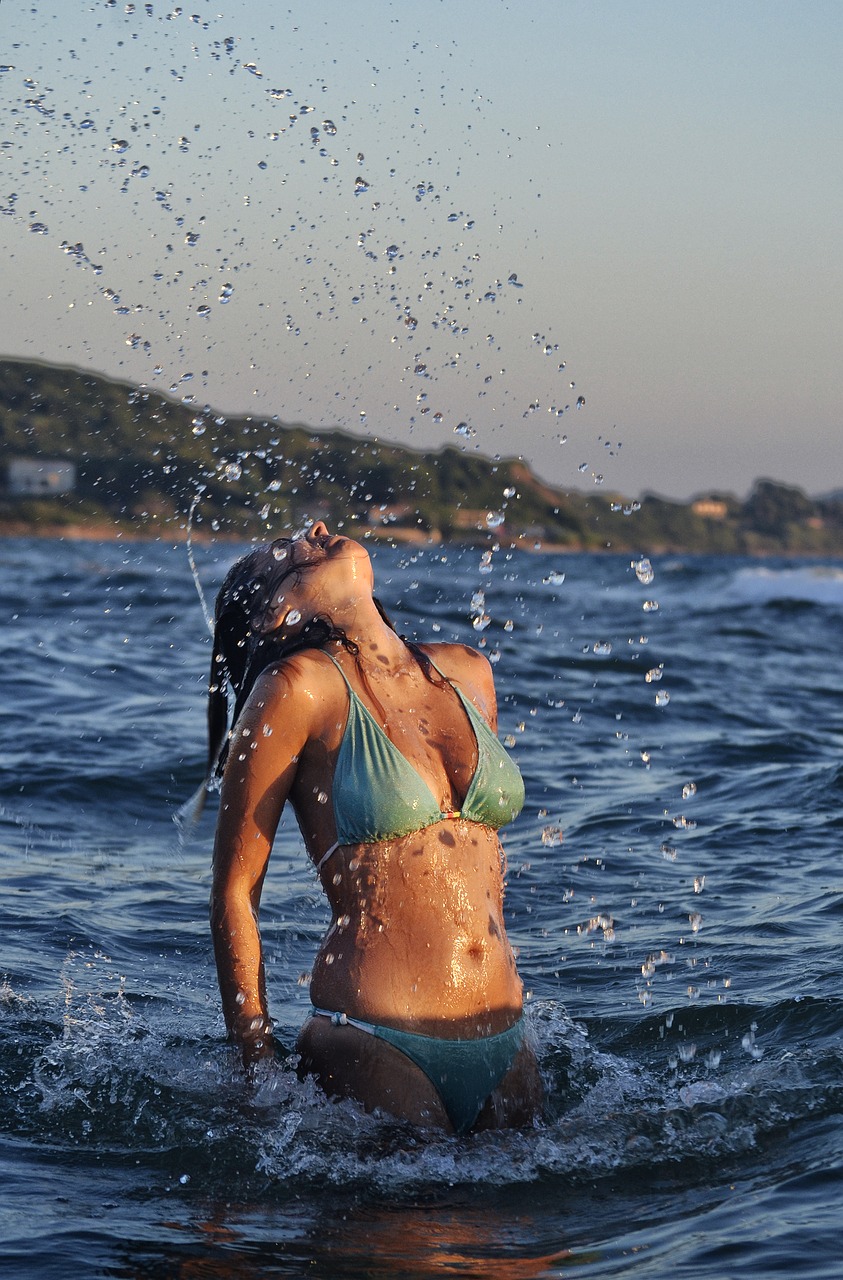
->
[207,536,414,776]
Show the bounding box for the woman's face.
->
[255,521,373,633]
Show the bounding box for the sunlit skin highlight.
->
[210,521,541,1131]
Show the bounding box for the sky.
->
[2,0,842,500]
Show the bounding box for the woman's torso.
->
[286,645,524,1036]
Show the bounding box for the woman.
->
[208,521,541,1133]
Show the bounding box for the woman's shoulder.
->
[245,648,342,720]
[417,640,490,676]
[416,642,496,708]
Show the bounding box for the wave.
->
[721,566,843,608]
[4,967,842,1198]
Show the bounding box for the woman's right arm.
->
[209,664,312,1069]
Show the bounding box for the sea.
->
[1,534,842,1279]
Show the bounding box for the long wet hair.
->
[207,536,420,777]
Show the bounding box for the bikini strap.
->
[313,653,353,876]
[315,840,340,874]
[323,650,353,690]
[423,651,485,723]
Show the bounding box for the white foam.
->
[723,565,843,607]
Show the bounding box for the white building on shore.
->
[7,458,77,495]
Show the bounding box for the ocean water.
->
[2,536,842,1279]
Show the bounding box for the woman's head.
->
[206,523,384,775]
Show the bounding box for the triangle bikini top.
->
[315,651,524,871]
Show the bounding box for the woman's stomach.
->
[309,820,523,1035]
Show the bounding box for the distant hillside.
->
[1,357,842,554]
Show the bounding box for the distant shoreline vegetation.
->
[1,357,842,554]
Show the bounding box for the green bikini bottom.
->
[310,1007,525,1135]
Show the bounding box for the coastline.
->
[2,520,841,558]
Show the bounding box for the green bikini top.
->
[315,652,524,870]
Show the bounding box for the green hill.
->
[0,357,618,547]
[1,357,841,554]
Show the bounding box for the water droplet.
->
[219,282,234,303]
[222,461,242,481]
[322,119,337,135]
[644,665,664,683]
[79,118,95,129]
[542,571,565,586]
[682,781,697,799]
[453,422,474,438]
[576,395,586,408]
[286,609,302,625]
[191,417,206,435]
[633,557,655,585]
[384,244,400,260]
[244,62,263,77]
[503,619,514,632]
[354,176,370,195]
[485,511,505,529]
[110,139,129,153]
[541,825,563,847]
[404,315,417,330]
[472,615,491,632]
[689,912,703,933]
[185,231,200,246]
[655,690,670,707]
[592,641,612,656]
[196,304,211,319]
[29,222,49,235]
[316,790,328,805]
[504,734,517,748]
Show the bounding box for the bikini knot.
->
[331,1011,348,1026]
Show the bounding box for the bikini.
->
[310,652,527,1134]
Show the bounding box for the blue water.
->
[2,537,842,1278]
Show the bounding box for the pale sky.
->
[2,0,841,500]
